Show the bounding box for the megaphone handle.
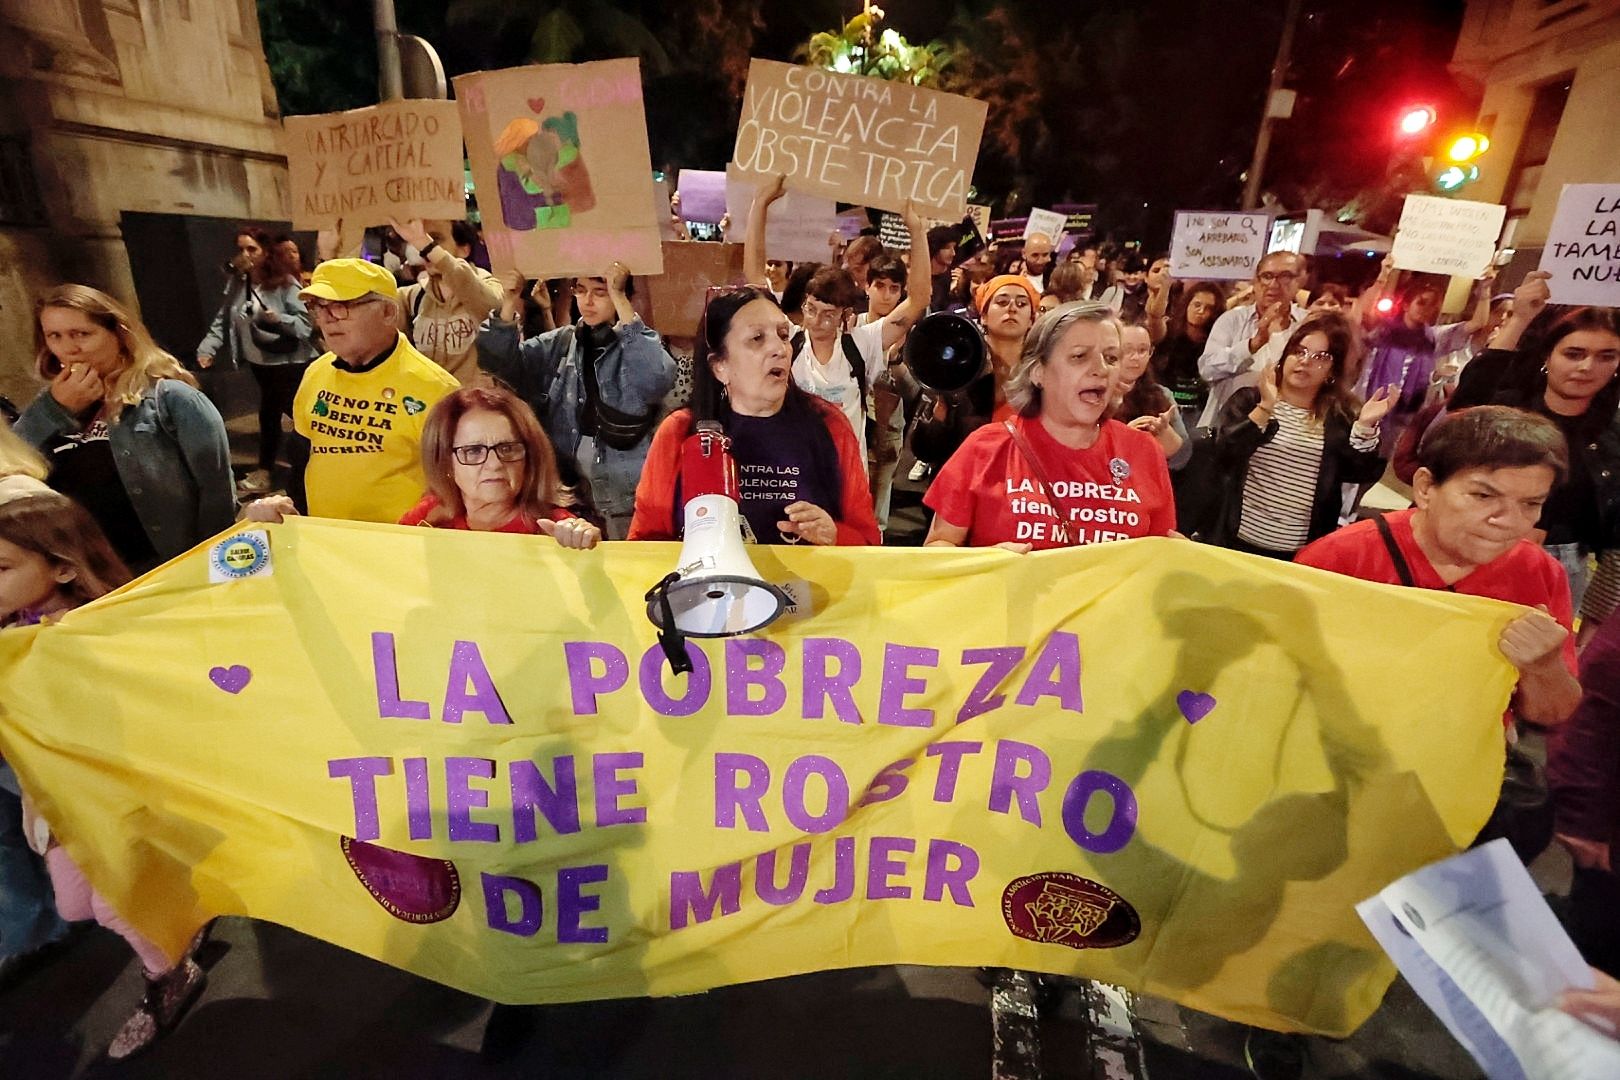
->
[645,572,694,676]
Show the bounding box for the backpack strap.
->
[1002,419,1079,547]
[1373,514,1417,588]
[840,333,870,417]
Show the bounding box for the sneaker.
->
[238,469,271,493]
[907,460,931,482]
[106,957,206,1061]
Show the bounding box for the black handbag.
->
[243,284,301,355]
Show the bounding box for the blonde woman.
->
[17,285,234,572]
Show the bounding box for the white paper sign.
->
[1538,184,1620,305]
[1391,195,1504,278]
[1023,208,1065,243]
[723,165,839,264]
[1169,210,1271,281]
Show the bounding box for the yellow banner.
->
[0,521,1518,1035]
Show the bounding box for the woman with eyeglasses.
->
[629,286,879,546]
[1209,313,1398,558]
[396,387,599,546]
[478,261,674,540]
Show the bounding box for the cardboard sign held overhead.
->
[724,166,838,264]
[1169,210,1271,281]
[644,241,746,340]
[675,169,727,225]
[1390,195,1504,278]
[1538,184,1620,306]
[1024,208,1066,243]
[455,58,662,278]
[731,59,987,219]
[285,100,465,230]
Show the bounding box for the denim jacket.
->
[477,316,675,521]
[16,380,237,560]
[198,277,316,369]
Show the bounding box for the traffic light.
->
[1397,105,1437,138]
[1433,131,1489,193]
[1435,164,1480,192]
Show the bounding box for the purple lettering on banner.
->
[866,836,915,900]
[639,643,712,717]
[442,640,511,724]
[756,843,812,905]
[813,835,856,904]
[372,632,430,720]
[926,741,984,803]
[714,753,771,831]
[510,756,581,840]
[923,839,979,906]
[957,647,1026,723]
[857,757,913,807]
[328,756,392,841]
[781,755,850,834]
[564,642,630,715]
[878,644,939,727]
[1013,631,1083,715]
[1061,769,1139,855]
[726,639,788,716]
[669,862,743,929]
[404,756,433,840]
[445,757,500,842]
[557,864,610,944]
[593,752,646,827]
[988,740,1052,826]
[482,872,542,937]
[802,637,863,723]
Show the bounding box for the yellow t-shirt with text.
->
[293,334,458,523]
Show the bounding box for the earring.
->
[1541,364,1548,374]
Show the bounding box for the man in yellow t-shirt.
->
[290,259,458,522]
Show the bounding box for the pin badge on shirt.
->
[1110,457,1131,482]
[383,387,396,400]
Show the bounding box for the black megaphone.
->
[902,311,987,396]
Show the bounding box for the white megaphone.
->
[645,421,788,673]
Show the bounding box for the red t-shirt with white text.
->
[925,416,1176,549]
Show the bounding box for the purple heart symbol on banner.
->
[1176,690,1216,724]
[209,665,252,694]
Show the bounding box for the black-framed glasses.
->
[451,441,527,466]
[306,298,382,322]
[1256,270,1299,286]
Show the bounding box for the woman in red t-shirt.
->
[399,386,600,546]
[924,301,1176,552]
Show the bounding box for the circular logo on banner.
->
[209,533,269,580]
[1109,457,1131,483]
[1001,872,1140,950]
[341,836,461,924]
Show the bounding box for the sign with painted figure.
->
[1023,208,1066,244]
[643,241,746,340]
[285,100,465,230]
[0,524,1519,1036]
[725,166,839,264]
[731,59,987,219]
[455,59,663,278]
[1390,195,1505,278]
[1169,211,1272,281]
[675,169,727,225]
[1538,184,1620,306]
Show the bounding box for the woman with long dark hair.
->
[628,286,878,545]
[1152,280,1226,425]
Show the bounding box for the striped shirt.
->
[1237,401,1326,552]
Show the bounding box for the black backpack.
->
[790,329,873,445]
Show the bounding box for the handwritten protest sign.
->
[724,165,838,263]
[878,212,912,252]
[1169,210,1272,281]
[1055,203,1098,239]
[1390,195,1504,278]
[456,59,662,278]
[990,218,1027,242]
[643,240,745,339]
[285,100,464,230]
[0,523,1515,1036]
[1024,208,1066,243]
[1538,184,1620,306]
[731,59,986,218]
[966,203,991,239]
[675,169,727,225]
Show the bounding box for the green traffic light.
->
[1435,164,1480,193]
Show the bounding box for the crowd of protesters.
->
[2,176,1619,1061]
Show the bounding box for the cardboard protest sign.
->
[455,59,662,278]
[1538,184,1620,306]
[0,524,1513,1036]
[724,166,838,264]
[675,169,727,225]
[1390,195,1504,278]
[1024,208,1066,243]
[966,203,992,240]
[285,100,465,230]
[643,240,745,339]
[1169,210,1271,281]
[731,59,987,219]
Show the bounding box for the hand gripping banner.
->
[0,521,1517,1035]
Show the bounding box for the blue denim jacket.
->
[198,277,316,369]
[16,380,237,560]
[477,317,675,522]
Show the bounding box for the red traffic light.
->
[1397,105,1437,137]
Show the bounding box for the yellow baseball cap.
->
[300,258,399,303]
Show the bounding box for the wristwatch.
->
[418,240,439,259]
